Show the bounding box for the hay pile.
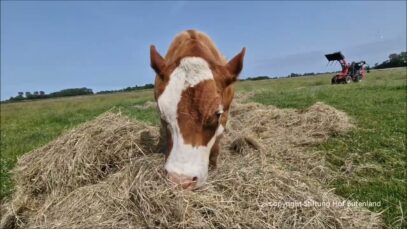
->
[1,101,382,228]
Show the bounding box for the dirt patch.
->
[1,101,382,228]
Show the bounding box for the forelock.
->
[178,57,213,88]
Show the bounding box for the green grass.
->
[244,68,406,228]
[1,68,406,227]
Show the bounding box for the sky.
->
[1,1,406,100]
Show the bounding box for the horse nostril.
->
[192,176,198,182]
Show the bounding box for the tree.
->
[389,53,399,61]
[15,92,24,100]
[49,87,93,98]
[374,52,407,69]
[401,52,407,63]
[25,92,32,98]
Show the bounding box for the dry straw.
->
[1,101,382,228]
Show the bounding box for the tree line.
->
[373,52,407,69]
[6,88,94,102]
[96,84,154,94]
[5,83,154,103]
[242,72,329,81]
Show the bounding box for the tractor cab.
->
[350,61,367,79]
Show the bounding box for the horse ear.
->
[225,47,245,85]
[150,45,166,77]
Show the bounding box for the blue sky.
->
[1,1,406,99]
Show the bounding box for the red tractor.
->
[325,52,367,84]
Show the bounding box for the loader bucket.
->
[325,52,345,61]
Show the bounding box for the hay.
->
[1,101,382,229]
[133,101,157,110]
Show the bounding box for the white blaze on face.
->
[157,57,224,186]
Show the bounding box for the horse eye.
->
[215,111,223,118]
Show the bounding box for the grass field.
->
[1,67,406,227]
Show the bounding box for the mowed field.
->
[1,67,406,227]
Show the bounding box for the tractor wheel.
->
[345,76,352,84]
[331,76,337,84]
